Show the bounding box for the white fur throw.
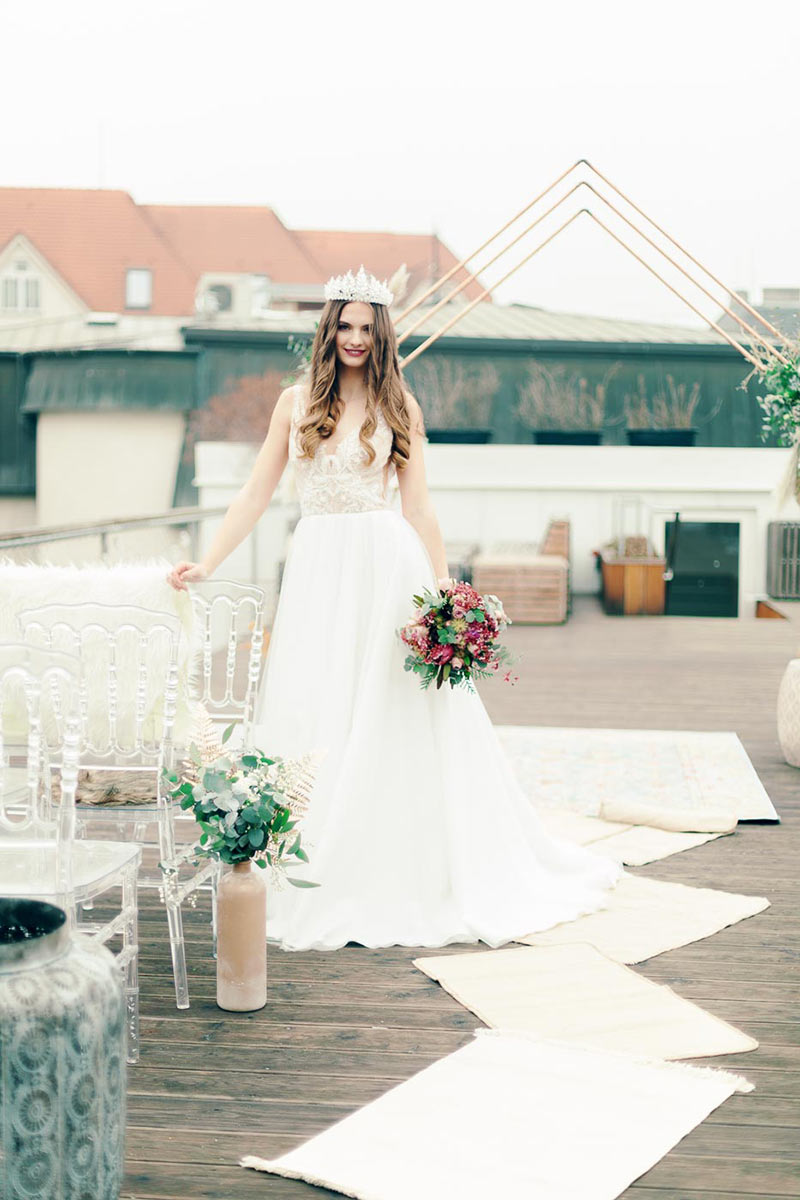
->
[0,559,200,749]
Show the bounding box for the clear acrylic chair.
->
[185,579,266,952]
[17,602,213,1011]
[187,579,266,748]
[0,643,142,1062]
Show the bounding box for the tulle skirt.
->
[250,508,622,951]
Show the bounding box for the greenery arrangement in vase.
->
[165,722,318,1011]
[514,361,621,444]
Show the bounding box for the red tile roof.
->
[0,187,197,315]
[142,204,322,283]
[0,187,487,316]
[295,229,489,303]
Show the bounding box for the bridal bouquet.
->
[164,721,319,888]
[399,580,518,691]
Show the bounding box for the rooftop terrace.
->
[116,597,798,1198]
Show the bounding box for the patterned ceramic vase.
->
[777,658,800,767]
[216,861,267,1011]
[0,897,126,1200]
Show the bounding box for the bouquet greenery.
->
[399,580,518,691]
[164,724,318,888]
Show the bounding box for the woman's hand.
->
[166,561,209,592]
[437,576,455,593]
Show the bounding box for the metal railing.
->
[0,505,259,582]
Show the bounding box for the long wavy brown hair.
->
[296,298,421,469]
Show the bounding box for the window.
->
[1,278,18,309]
[125,268,152,309]
[208,283,233,313]
[1,259,42,311]
[25,278,40,309]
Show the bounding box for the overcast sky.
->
[5,0,799,326]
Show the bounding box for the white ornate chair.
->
[16,602,212,1011]
[187,579,266,748]
[0,643,142,1062]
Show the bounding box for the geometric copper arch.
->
[396,159,790,370]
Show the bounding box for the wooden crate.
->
[600,554,666,615]
[540,518,570,560]
[472,553,568,624]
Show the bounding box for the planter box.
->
[601,553,666,615]
[426,428,492,444]
[626,429,698,447]
[532,430,603,445]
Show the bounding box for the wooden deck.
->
[122,597,800,1199]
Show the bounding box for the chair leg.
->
[157,802,190,1010]
[122,864,140,1065]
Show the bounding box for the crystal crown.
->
[324,265,394,306]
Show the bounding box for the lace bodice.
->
[289,386,397,517]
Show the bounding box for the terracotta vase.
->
[777,658,800,767]
[216,860,267,1011]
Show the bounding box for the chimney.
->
[762,287,800,306]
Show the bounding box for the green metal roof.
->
[21,351,197,413]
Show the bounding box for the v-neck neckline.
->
[320,424,361,459]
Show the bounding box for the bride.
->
[167,266,621,951]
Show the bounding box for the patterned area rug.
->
[497,725,779,826]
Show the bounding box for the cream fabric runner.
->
[536,807,726,866]
[497,725,780,826]
[516,873,769,963]
[242,1029,752,1200]
[413,943,757,1059]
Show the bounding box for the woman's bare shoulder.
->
[276,379,310,415]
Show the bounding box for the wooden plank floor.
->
[122,597,800,1199]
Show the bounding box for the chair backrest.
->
[17,602,182,767]
[187,580,265,743]
[0,644,82,904]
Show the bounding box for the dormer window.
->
[125,268,152,310]
[1,259,41,311]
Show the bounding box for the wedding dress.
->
[250,385,622,951]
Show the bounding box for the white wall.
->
[425,445,797,609]
[37,411,185,523]
[0,497,36,534]
[34,410,186,564]
[194,442,799,620]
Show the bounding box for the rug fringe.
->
[240,1156,366,1196]
[473,1028,755,1092]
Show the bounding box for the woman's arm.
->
[167,386,295,591]
[397,393,450,585]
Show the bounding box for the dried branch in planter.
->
[515,361,621,431]
[622,373,720,430]
[408,357,500,428]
